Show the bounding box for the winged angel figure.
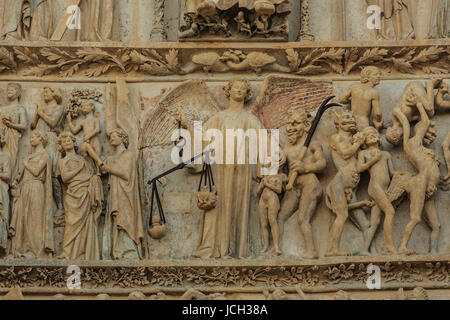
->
[138,76,333,259]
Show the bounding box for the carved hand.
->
[100,163,111,174]
[290,160,307,174]
[373,119,384,130]
[353,132,365,146]
[2,118,12,128]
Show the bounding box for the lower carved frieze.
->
[0,256,448,294]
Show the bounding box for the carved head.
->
[108,128,129,149]
[43,87,62,104]
[286,108,311,145]
[58,132,78,156]
[362,126,381,147]
[424,121,436,146]
[360,66,381,86]
[81,101,95,115]
[334,110,357,133]
[224,78,252,104]
[6,83,21,101]
[403,82,432,112]
[386,126,403,146]
[30,129,48,148]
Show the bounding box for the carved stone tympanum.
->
[0,0,449,301]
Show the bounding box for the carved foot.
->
[359,250,371,256]
[274,247,283,256]
[383,247,397,255]
[398,248,416,256]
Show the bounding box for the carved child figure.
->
[325,110,370,257]
[257,152,287,255]
[393,101,441,255]
[357,126,397,254]
[339,66,383,131]
[278,108,326,259]
[66,101,102,171]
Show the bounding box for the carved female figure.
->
[0,83,28,178]
[10,130,54,259]
[58,132,103,260]
[357,126,397,254]
[100,128,144,260]
[0,129,10,256]
[31,87,65,211]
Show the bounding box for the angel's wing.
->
[250,75,333,129]
[139,80,222,150]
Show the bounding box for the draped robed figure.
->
[192,78,264,259]
[58,132,103,260]
[10,130,55,259]
[101,128,145,260]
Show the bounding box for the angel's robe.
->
[199,107,263,259]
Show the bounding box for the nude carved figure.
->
[339,66,383,131]
[278,108,326,259]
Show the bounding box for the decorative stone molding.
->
[0,256,448,292]
[0,41,447,80]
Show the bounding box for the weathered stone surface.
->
[0,1,448,300]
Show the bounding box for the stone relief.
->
[0,0,447,302]
[0,0,119,41]
[0,43,447,80]
[179,0,291,40]
[0,0,447,42]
